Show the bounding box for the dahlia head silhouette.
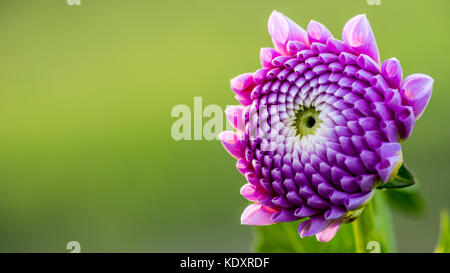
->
[219,11,433,242]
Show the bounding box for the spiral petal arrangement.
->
[220,11,433,242]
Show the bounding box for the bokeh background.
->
[0,0,448,252]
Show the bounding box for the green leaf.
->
[384,189,424,216]
[434,210,450,253]
[377,163,415,189]
[253,191,396,253]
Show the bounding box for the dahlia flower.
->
[220,11,433,242]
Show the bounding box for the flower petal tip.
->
[307,20,333,44]
[260,47,281,68]
[342,14,380,64]
[230,73,254,96]
[268,11,308,54]
[225,105,245,131]
[241,203,277,226]
[218,131,245,159]
[381,58,403,88]
[401,74,434,119]
[316,220,342,243]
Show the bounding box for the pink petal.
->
[234,95,252,106]
[268,10,309,55]
[342,14,380,64]
[401,74,434,119]
[260,48,281,68]
[240,183,267,202]
[236,159,250,175]
[218,131,245,159]
[230,73,254,97]
[381,58,403,89]
[307,20,333,45]
[316,219,342,243]
[225,105,245,131]
[241,203,277,226]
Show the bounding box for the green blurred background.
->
[0,0,448,252]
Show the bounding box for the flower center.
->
[294,106,321,138]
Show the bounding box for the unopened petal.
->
[316,219,342,242]
[225,105,245,131]
[218,131,245,159]
[307,20,333,45]
[342,14,380,64]
[401,74,434,119]
[268,10,308,54]
[381,58,403,89]
[241,203,277,226]
[230,73,254,96]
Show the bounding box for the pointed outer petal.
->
[240,183,267,202]
[298,215,330,238]
[225,105,245,131]
[381,58,403,89]
[286,41,309,55]
[400,74,434,119]
[230,73,254,97]
[271,208,299,222]
[344,190,374,210]
[268,11,309,55]
[316,219,343,242]
[376,143,403,182]
[235,95,252,106]
[307,20,333,44]
[342,14,380,63]
[260,47,281,68]
[218,131,245,159]
[241,203,278,226]
[236,159,251,175]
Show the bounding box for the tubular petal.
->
[298,215,330,238]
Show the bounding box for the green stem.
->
[351,191,397,253]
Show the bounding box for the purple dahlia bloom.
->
[220,11,433,242]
